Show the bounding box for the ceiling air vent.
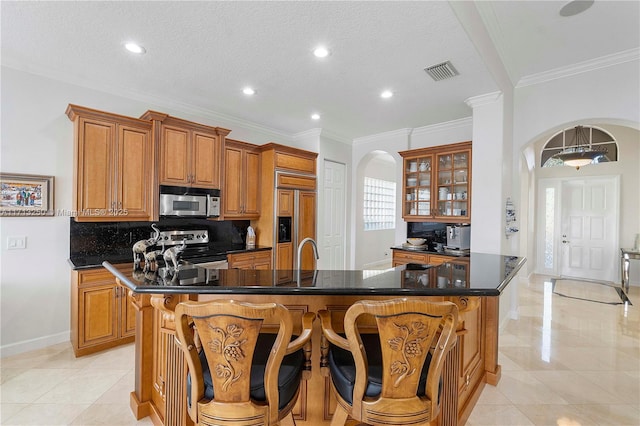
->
[424,61,459,81]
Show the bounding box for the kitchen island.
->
[103,253,525,426]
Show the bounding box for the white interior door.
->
[559,177,619,281]
[322,160,346,269]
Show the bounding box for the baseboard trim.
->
[0,330,70,358]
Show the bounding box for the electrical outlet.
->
[7,236,27,250]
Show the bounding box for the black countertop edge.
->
[69,246,272,270]
[390,245,470,257]
[103,253,526,297]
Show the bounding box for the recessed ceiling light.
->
[311,113,320,120]
[559,0,594,17]
[242,87,256,95]
[380,90,393,99]
[124,42,146,54]
[313,46,330,58]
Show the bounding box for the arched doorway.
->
[528,123,638,283]
[355,151,397,269]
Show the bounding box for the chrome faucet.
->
[296,237,319,284]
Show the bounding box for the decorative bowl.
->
[407,238,426,246]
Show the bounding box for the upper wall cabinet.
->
[66,105,155,222]
[399,141,471,223]
[222,139,261,219]
[140,111,231,189]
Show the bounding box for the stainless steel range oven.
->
[157,229,229,270]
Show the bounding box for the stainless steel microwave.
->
[159,186,220,217]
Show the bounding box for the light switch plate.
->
[7,236,27,250]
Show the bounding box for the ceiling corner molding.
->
[516,47,640,88]
[320,129,353,145]
[411,116,472,138]
[352,128,413,145]
[293,128,323,140]
[464,91,503,108]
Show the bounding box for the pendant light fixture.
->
[552,125,608,170]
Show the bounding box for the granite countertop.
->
[103,252,525,297]
[69,245,272,270]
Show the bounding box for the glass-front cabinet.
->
[400,260,470,289]
[400,141,471,222]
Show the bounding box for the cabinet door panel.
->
[192,132,220,188]
[120,285,137,338]
[458,306,483,408]
[118,125,152,218]
[244,150,261,215]
[79,285,117,347]
[278,189,294,216]
[160,126,190,185]
[223,146,243,216]
[298,191,317,270]
[276,243,294,283]
[78,119,114,212]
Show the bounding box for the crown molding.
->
[292,128,323,140]
[516,47,640,88]
[465,91,503,108]
[411,116,472,137]
[3,62,294,141]
[352,128,413,145]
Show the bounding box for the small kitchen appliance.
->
[159,186,220,218]
[446,225,471,250]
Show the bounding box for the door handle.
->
[562,240,570,244]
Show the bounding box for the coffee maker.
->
[446,225,471,250]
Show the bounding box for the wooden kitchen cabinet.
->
[70,264,135,357]
[227,249,272,269]
[457,304,484,412]
[392,249,469,268]
[399,141,471,223]
[222,139,261,219]
[140,111,231,189]
[253,144,318,272]
[66,105,155,222]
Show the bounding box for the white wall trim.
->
[516,47,640,88]
[411,116,473,138]
[1,331,70,358]
[353,128,413,145]
[293,128,322,139]
[465,91,503,108]
[362,258,393,269]
[293,128,352,145]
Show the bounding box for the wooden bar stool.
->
[175,299,315,426]
[319,298,458,426]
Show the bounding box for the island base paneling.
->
[129,292,499,426]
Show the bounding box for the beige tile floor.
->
[1,275,638,425]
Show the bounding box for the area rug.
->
[552,278,631,305]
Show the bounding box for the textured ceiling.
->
[2,1,638,141]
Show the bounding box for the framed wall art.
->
[0,173,55,216]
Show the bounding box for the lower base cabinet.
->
[71,265,135,357]
[227,249,272,269]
